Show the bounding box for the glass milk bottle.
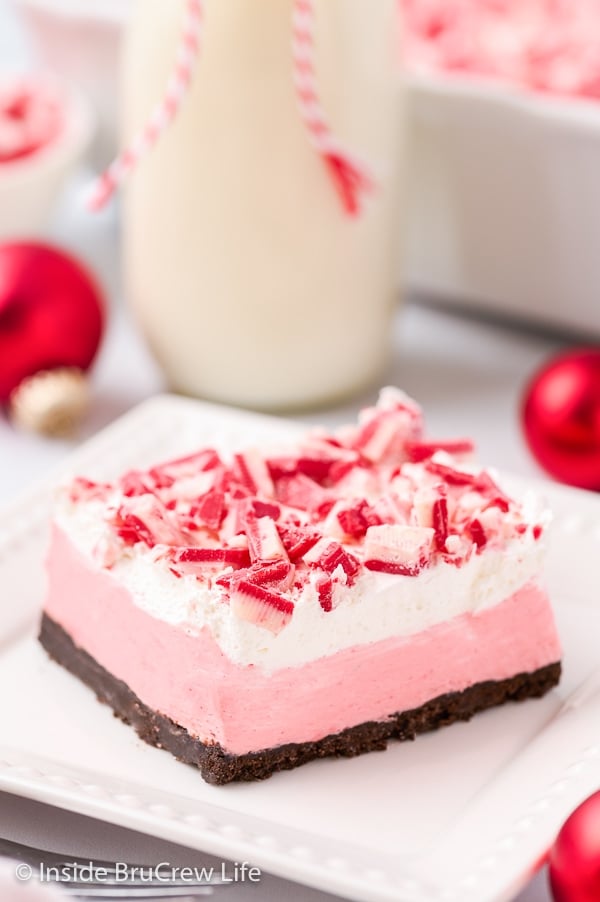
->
[122,0,403,410]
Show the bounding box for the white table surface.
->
[0,2,570,900]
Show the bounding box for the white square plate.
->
[0,395,599,902]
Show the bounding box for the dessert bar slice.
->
[40,389,561,784]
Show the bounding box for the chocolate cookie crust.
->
[39,613,561,785]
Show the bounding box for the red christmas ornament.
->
[522,348,600,490]
[0,242,104,435]
[549,791,600,901]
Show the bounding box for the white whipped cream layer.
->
[54,498,547,673]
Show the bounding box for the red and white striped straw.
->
[89,0,373,217]
[291,0,374,217]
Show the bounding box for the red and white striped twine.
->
[88,0,204,211]
[89,0,374,217]
[291,0,373,216]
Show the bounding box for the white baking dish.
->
[0,75,93,239]
[405,72,600,337]
[15,0,129,165]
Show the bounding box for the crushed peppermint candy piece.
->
[406,439,475,463]
[278,524,321,561]
[364,524,435,577]
[303,538,361,583]
[315,574,335,612]
[243,512,289,563]
[337,499,382,540]
[186,488,226,532]
[232,450,275,498]
[217,559,296,592]
[230,581,294,634]
[113,495,187,548]
[176,547,251,567]
[275,473,335,518]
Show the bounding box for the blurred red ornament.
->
[522,348,600,490]
[549,791,600,901]
[0,243,104,435]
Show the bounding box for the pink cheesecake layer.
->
[45,526,561,756]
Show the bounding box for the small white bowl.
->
[16,0,130,164]
[0,74,94,240]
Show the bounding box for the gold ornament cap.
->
[10,368,90,437]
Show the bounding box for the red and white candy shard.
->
[70,387,543,631]
[119,470,152,497]
[405,439,475,463]
[171,547,251,576]
[336,499,382,540]
[275,473,334,517]
[93,532,122,568]
[303,538,361,583]
[373,492,410,527]
[278,524,321,561]
[114,495,186,548]
[69,478,112,503]
[266,436,357,484]
[232,450,275,498]
[364,524,434,576]
[162,470,221,504]
[246,560,296,590]
[333,464,378,500]
[216,559,296,593]
[244,513,288,563]
[189,488,226,532]
[412,486,449,551]
[230,581,294,634]
[315,574,335,612]
[348,387,423,464]
[153,449,221,482]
